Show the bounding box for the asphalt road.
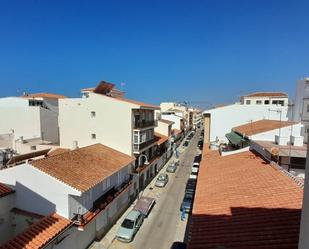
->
[131,130,201,249]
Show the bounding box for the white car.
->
[191,166,198,173]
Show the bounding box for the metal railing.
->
[133,138,158,152]
[134,120,156,129]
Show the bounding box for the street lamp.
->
[137,154,149,199]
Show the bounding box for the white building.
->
[0,143,136,249]
[59,81,159,166]
[204,102,289,144]
[155,119,174,137]
[0,93,64,144]
[240,92,288,106]
[160,113,185,131]
[293,77,309,142]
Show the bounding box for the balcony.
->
[134,120,156,129]
[75,175,133,228]
[133,137,159,153]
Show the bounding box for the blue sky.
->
[0,0,308,108]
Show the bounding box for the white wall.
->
[155,121,171,137]
[0,164,80,219]
[59,93,134,156]
[204,103,289,143]
[0,97,59,143]
[161,114,182,130]
[0,107,41,140]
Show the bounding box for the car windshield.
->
[158,175,166,181]
[121,219,134,229]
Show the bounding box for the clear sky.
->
[0,0,308,108]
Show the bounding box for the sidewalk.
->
[89,140,186,249]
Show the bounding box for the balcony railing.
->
[134,120,156,129]
[75,175,133,228]
[133,137,158,153]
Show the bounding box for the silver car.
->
[155,173,169,187]
[166,162,177,173]
[116,210,144,242]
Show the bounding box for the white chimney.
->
[73,141,79,150]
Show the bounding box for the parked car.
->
[167,162,177,173]
[183,141,189,147]
[116,210,144,242]
[193,162,200,168]
[189,172,198,180]
[181,192,194,213]
[155,173,169,187]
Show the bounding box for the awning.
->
[225,132,245,145]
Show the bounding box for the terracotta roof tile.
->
[0,213,71,249]
[21,93,66,99]
[244,92,288,98]
[31,144,135,192]
[47,148,70,157]
[159,119,174,125]
[233,119,297,137]
[154,132,168,146]
[114,96,160,109]
[0,182,14,198]
[188,149,303,249]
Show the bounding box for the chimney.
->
[73,141,78,150]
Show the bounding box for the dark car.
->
[170,242,187,249]
[183,141,189,147]
[181,192,194,213]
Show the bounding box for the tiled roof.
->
[47,148,70,157]
[22,93,66,99]
[154,132,168,146]
[159,119,174,125]
[31,144,135,192]
[244,92,288,98]
[233,119,297,137]
[0,183,14,198]
[0,213,71,249]
[114,96,160,109]
[188,149,303,249]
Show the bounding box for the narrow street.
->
[131,130,201,249]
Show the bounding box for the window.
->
[272,100,277,105]
[256,100,262,105]
[246,100,251,105]
[307,105,309,113]
[91,134,96,139]
[91,111,96,118]
[30,145,36,150]
[278,100,284,106]
[264,100,269,105]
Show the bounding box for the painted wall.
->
[242,96,288,106]
[0,97,59,143]
[59,93,134,156]
[155,120,171,137]
[161,114,183,130]
[204,104,289,143]
[0,164,80,219]
[0,107,41,139]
